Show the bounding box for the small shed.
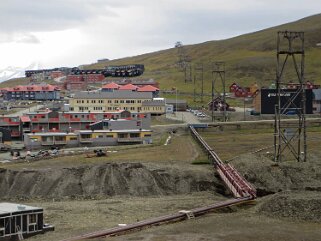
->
[0,202,53,240]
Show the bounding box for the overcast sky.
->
[0,0,320,69]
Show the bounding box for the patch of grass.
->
[2,134,201,170]
[151,115,183,126]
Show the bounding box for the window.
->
[55,136,65,142]
[107,100,112,103]
[29,214,37,224]
[81,134,91,139]
[118,133,127,138]
[41,136,53,142]
[137,100,141,103]
[120,100,124,103]
[0,219,4,237]
[97,135,104,138]
[106,134,113,138]
[130,107,135,110]
[69,137,78,141]
[144,134,151,137]
[115,100,119,103]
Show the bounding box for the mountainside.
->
[0,66,26,82]
[1,14,321,102]
[85,14,321,95]
[0,63,42,87]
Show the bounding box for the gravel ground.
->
[25,193,321,241]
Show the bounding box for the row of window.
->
[32,133,149,142]
[76,99,143,104]
[11,91,53,94]
[143,107,164,110]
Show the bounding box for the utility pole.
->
[175,41,191,83]
[274,31,306,162]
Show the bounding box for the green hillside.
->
[85,13,321,98]
[1,14,321,106]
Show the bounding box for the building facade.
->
[4,84,60,101]
[69,90,165,114]
[0,110,151,139]
[24,118,152,149]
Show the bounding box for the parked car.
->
[250,110,261,116]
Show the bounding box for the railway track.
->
[61,126,256,241]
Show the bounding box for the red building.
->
[64,74,105,90]
[83,74,105,83]
[119,83,139,91]
[101,82,120,92]
[50,71,65,79]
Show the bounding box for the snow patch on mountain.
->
[0,63,41,83]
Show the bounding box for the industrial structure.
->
[274,31,307,162]
[211,62,227,121]
[193,63,204,102]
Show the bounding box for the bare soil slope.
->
[0,163,219,200]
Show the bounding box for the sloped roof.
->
[137,85,159,92]
[119,83,138,91]
[20,116,31,122]
[7,84,60,92]
[74,90,152,99]
[102,82,120,89]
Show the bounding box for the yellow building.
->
[69,90,165,115]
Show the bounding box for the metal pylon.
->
[193,63,204,103]
[274,31,307,162]
[211,62,227,122]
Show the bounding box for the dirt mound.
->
[230,153,321,196]
[256,191,321,222]
[0,163,219,200]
